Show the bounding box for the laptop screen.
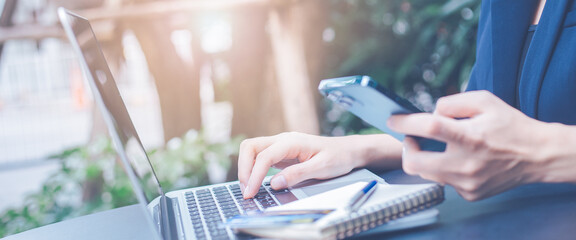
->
[59,9,164,206]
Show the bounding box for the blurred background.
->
[0,0,479,237]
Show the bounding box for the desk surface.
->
[361,169,576,240]
[4,169,576,240]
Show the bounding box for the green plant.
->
[0,137,128,237]
[149,130,243,192]
[0,130,243,238]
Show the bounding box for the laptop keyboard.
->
[184,182,295,240]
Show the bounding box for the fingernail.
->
[402,146,406,159]
[243,185,251,199]
[270,175,287,189]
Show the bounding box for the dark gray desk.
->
[360,169,576,240]
[5,169,576,240]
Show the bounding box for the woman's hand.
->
[388,90,576,201]
[238,132,402,199]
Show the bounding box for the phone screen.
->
[319,75,446,152]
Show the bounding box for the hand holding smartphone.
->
[318,75,446,152]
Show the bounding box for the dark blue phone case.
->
[318,75,446,152]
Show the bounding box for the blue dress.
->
[467,0,576,125]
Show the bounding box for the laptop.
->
[57,8,387,240]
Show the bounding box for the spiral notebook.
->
[230,182,444,240]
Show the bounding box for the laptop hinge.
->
[160,195,180,240]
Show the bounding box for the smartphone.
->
[318,75,446,152]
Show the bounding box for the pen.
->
[346,180,378,212]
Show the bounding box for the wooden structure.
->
[0,0,326,140]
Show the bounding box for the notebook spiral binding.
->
[324,185,445,240]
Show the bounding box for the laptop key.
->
[197,189,210,194]
[224,211,240,219]
[269,188,290,194]
[186,194,207,239]
[260,200,278,209]
[206,220,227,239]
[185,183,295,240]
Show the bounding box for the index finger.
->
[434,90,499,118]
[237,136,275,188]
[243,141,301,198]
[388,113,466,143]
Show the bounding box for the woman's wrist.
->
[345,134,403,169]
[532,122,576,184]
